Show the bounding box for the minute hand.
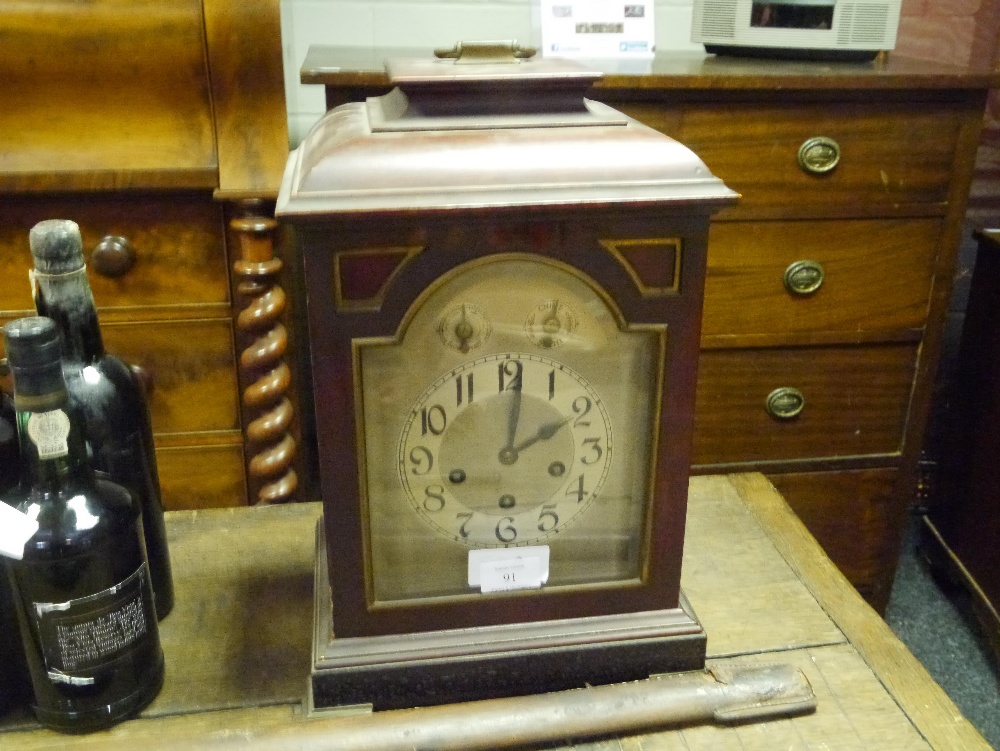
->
[512,416,573,453]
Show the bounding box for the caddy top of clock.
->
[277,41,736,710]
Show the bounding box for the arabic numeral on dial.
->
[408,446,434,475]
[572,395,592,427]
[580,437,603,466]
[421,405,447,436]
[495,516,517,543]
[537,503,559,532]
[498,359,522,392]
[423,485,446,512]
[456,512,473,538]
[566,474,588,503]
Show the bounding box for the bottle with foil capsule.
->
[2,316,164,732]
[28,219,173,619]
[1,387,31,717]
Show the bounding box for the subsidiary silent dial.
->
[438,303,491,353]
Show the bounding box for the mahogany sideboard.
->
[0,0,299,508]
[301,48,1000,611]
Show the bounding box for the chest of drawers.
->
[303,48,1000,610]
[0,0,292,509]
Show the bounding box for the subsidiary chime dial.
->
[399,352,613,547]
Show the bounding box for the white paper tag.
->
[0,501,40,560]
[27,410,70,460]
[469,547,550,593]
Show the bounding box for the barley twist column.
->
[231,203,298,504]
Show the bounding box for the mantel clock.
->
[276,42,737,711]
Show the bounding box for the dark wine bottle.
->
[1,389,17,490]
[2,316,164,732]
[1,389,31,717]
[29,219,173,619]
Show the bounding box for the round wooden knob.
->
[784,260,825,296]
[92,235,136,277]
[766,387,805,420]
[797,137,841,175]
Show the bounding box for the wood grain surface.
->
[730,473,989,751]
[692,343,917,465]
[299,47,1000,90]
[0,194,230,318]
[613,101,961,218]
[203,0,289,196]
[701,218,940,345]
[767,467,898,607]
[0,0,218,191]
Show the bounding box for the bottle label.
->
[32,564,152,686]
[26,410,71,460]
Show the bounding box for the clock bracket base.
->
[311,521,707,712]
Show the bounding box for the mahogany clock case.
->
[295,207,723,711]
[277,51,736,709]
[297,208,718,639]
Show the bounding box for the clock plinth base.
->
[310,523,707,712]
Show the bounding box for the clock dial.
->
[358,255,662,604]
[398,353,613,547]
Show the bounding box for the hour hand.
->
[512,415,572,453]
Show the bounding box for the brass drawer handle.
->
[766,387,805,420]
[92,235,135,277]
[798,137,840,175]
[784,260,825,296]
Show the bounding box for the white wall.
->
[280,0,702,145]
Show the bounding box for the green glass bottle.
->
[3,316,164,732]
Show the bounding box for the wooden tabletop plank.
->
[0,474,984,748]
[729,472,990,750]
[682,475,845,657]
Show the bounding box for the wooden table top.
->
[0,473,987,749]
[300,47,1000,91]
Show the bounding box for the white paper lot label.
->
[469,547,550,593]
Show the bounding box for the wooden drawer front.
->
[157,445,248,510]
[766,468,898,609]
[692,344,916,465]
[101,319,241,436]
[0,194,229,316]
[614,102,961,214]
[0,0,216,187]
[702,218,940,343]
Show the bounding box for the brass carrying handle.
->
[783,260,825,296]
[92,235,136,278]
[434,40,537,64]
[766,387,805,420]
[798,137,840,175]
